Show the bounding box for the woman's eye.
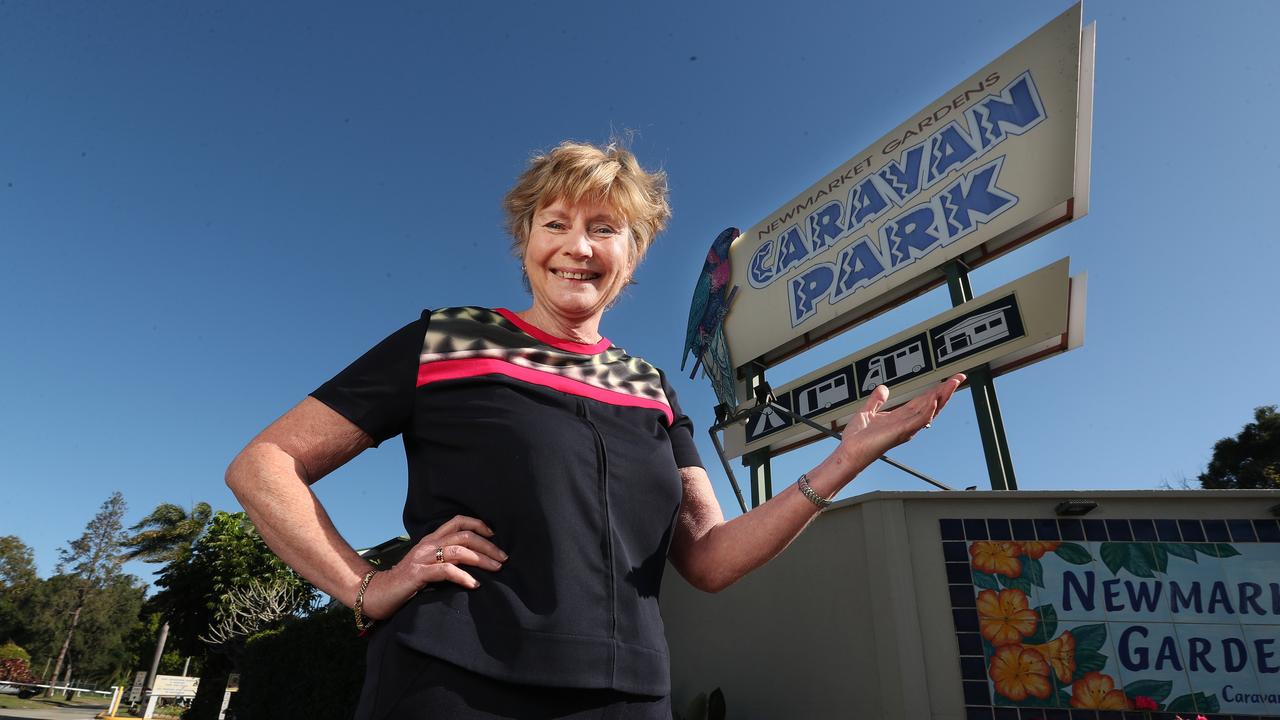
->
[545,221,566,230]
[592,225,617,235]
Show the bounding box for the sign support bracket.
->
[707,380,958,513]
[742,361,773,508]
[707,417,750,515]
[754,397,954,492]
[944,260,1018,490]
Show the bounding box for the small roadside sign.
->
[128,670,146,703]
[150,675,199,698]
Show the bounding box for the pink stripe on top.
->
[417,358,674,425]
[496,308,612,355]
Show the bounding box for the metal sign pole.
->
[742,361,773,508]
[943,261,1018,491]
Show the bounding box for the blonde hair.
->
[503,141,671,263]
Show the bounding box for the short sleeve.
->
[310,312,427,446]
[660,371,704,470]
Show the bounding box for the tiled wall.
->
[941,517,1280,720]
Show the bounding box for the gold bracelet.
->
[354,569,378,634]
[797,473,833,509]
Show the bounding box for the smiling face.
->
[523,197,636,328]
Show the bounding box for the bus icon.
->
[935,306,1013,363]
[860,340,927,392]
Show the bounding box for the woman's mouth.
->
[552,269,601,281]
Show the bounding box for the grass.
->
[0,692,108,710]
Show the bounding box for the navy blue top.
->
[312,307,703,696]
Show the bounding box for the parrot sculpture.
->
[681,227,740,409]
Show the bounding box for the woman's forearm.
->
[673,442,872,593]
[672,376,963,592]
[226,442,372,607]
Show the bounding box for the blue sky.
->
[3,1,1277,582]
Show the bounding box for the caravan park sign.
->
[723,3,1094,372]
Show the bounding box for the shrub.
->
[233,607,365,720]
[0,641,30,664]
[0,657,35,683]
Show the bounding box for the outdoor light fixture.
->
[1054,499,1098,516]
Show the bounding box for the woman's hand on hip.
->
[359,515,507,620]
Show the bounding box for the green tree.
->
[1198,405,1280,490]
[43,492,129,695]
[0,536,38,645]
[147,511,313,720]
[154,511,313,659]
[24,572,147,687]
[121,501,213,685]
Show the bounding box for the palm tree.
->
[121,502,212,694]
[121,502,213,565]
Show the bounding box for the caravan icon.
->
[860,341,927,393]
[797,373,851,416]
[935,306,1013,362]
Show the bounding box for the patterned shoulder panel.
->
[416,307,674,424]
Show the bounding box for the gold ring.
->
[435,546,446,564]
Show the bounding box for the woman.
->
[226,141,962,719]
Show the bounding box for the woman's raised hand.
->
[359,514,507,621]
[836,374,966,466]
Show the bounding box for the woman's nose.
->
[565,228,592,256]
